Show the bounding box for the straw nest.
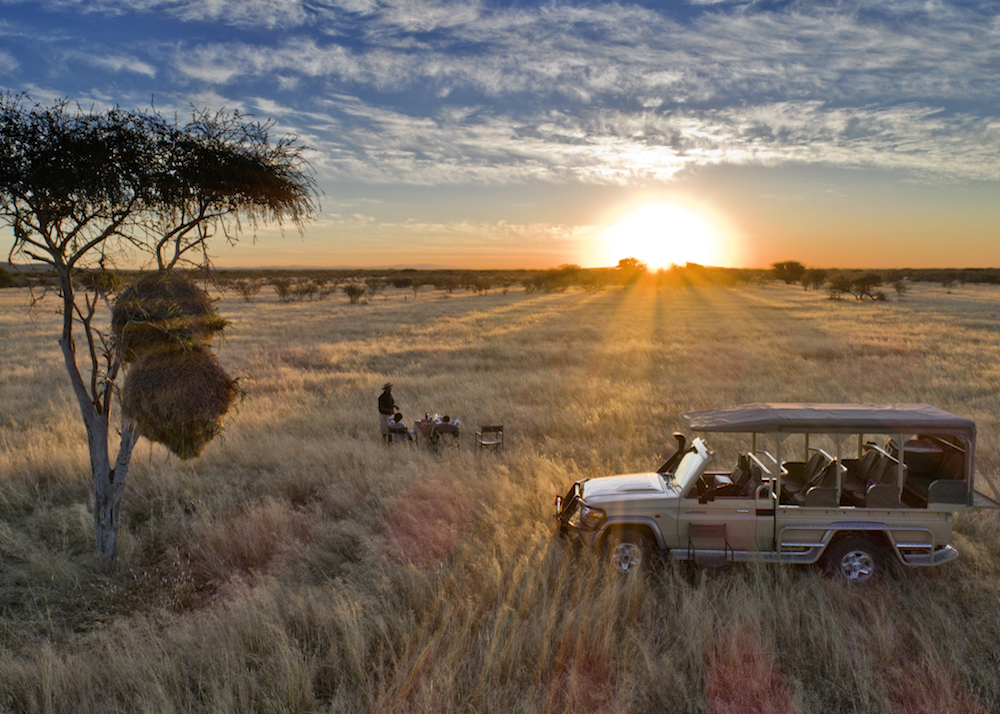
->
[123,346,238,460]
[112,273,227,362]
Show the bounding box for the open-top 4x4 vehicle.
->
[555,403,1000,583]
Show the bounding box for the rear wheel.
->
[825,536,883,584]
[605,529,652,574]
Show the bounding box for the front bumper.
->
[554,485,603,550]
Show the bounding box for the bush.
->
[365,277,387,299]
[826,274,853,300]
[849,272,883,300]
[314,278,339,300]
[231,278,266,303]
[342,283,367,304]
[290,280,318,301]
[801,268,828,291]
[272,277,294,303]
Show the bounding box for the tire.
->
[825,536,883,584]
[605,528,652,574]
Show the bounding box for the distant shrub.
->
[315,278,339,300]
[471,277,493,295]
[231,278,265,303]
[848,272,883,300]
[78,269,123,296]
[271,277,294,303]
[527,264,581,293]
[826,274,853,300]
[892,279,909,298]
[290,280,318,301]
[432,275,460,293]
[801,268,828,291]
[342,283,367,304]
[0,265,19,288]
[365,277,387,299]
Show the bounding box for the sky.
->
[1,0,999,270]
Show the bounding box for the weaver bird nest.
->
[116,273,237,459]
[123,346,239,460]
[112,272,227,362]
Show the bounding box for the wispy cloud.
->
[77,51,157,77]
[251,94,1000,185]
[5,0,1000,185]
[0,49,18,74]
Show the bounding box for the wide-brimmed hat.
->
[383,382,393,389]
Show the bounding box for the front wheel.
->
[605,529,652,574]
[825,536,883,584]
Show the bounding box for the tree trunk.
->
[58,294,139,561]
[92,418,139,561]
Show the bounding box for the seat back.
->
[869,455,903,485]
[855,449,880,482]
[430,422,460,450]
[816,460,841,488]
[803,452,828,481]
[743,464,763,497]
[795,460,842,507]
[476,425,503,452]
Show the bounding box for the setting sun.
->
[605,203,721,269]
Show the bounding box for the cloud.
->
[78,52,157,77]
[153,1,1000,111]
[0,49,18,74]
[314,212,600,257]
[6,0,1000,185]
[265,94,1000,185]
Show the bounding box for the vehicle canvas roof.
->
[682,403,976,439]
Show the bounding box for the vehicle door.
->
[677,483,758,552]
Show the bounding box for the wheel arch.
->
[599,519,663,553]
[823,528,900,564]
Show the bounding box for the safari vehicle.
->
[555,403,1000,583]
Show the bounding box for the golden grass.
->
[2,282,1000,712]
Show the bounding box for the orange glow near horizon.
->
[595,201,737,269]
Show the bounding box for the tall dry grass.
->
[2,281,1000,712]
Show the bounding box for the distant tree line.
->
[6,262,1000,297]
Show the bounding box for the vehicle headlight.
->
[578,504,606,531]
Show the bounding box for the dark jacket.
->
[378,391,396,415]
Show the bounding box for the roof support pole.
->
[896,434,905,491]
[835,433,852,500]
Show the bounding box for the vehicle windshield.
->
[671,439,712,493]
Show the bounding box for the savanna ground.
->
[2,280,1000,713]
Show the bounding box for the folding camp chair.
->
[475,425,503,454]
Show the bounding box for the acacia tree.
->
[0,93,316,560]
[771,260,806,285]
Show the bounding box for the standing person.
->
[378,383,397,442]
